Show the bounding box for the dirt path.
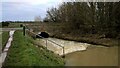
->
[0,30,15,68]
[0,32,2,52]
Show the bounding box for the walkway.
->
[0,30,15,68]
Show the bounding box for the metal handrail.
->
[47,39,63,48]
[26,29,65,56]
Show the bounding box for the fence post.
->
[46,39,47,49]
[23,26,26,36]
[62,47,65,58]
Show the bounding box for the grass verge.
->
[3,31,64,67]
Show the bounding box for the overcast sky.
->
[1,0,63,21]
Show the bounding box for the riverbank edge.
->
[49,34,119,47]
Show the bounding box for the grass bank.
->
[25,23,119,47]
[3,31,64,67]
[50,33,119,47]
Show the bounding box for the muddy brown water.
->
[36,38,118,66]
[65,45,118,66]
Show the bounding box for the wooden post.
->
[62,47,65,58]
[46,40,47,49]
[23,26,25,36]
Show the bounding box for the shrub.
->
[2,22,9,27]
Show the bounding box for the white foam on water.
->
[38,38,90,55]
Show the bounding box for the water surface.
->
[65,45,118,66]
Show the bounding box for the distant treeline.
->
[1,21,36,27]
[44,2,120,38]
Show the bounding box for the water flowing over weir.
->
[36,38,91,56]
[36,37,118,66]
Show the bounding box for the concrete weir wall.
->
[36,38,90,56]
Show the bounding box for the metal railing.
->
[25,27,65,56]
[47,39,65,56]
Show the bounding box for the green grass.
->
[3,31,64,67]
[2,31,9,50]
[8,23,22,28]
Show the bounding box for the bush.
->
[20,24,23,27]
[2,22,9,27]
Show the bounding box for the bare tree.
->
[34,16,42,22]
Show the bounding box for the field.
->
[0,22,22,28]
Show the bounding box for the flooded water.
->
[65,45,118,66]
[36,38,118,66]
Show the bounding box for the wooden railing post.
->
[23,26,25,36]
[46,39,47,49]
[62,47,65,58]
